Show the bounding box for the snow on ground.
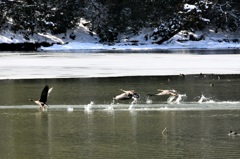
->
[0,18,99,44]
[0,53,240,80]
[40,40,240,51]
[1,20,240,51]
[40,28,240,51]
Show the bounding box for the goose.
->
[156,89,178,96]
[148,89,178,97]
[228,130,238,136]
[29,85,53,110]
[114,89,140,102]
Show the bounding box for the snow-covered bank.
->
[0,53,240,80]
[40,28,240,51]
[1,21,240,51]
[40,40,240,52]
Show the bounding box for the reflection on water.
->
[1,108,240,158]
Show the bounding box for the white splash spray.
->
[167,94,187,104]
[67,106,74,112]
[106,103,114,111]
[129,97,138,110]
[198,95,213,103]
[175,94,187,104]
[84,101,94,113]
[146,97,153,104]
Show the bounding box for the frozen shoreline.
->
[1,27,240,52]
[40,41,240,52]
[0,52,240,80]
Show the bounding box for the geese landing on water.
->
[113,89,140,104]
[29,85,53,110]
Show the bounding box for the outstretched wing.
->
[114,93,132,100]
[48,87,53,97]
[39,85,49,103]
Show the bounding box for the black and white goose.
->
[29,85,53,109]
[228,130,239,136]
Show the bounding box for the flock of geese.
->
[29,85,180,110]
[29,85,239,136]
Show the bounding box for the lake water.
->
[1,106,240,158]
[1,50,240,158]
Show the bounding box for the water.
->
[1,76,240,158]
[1,105,240,158]
[1,75,240,105]
[1,50,240,158]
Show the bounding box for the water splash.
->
[84,101,94,113]
[131,97,138,105]
[67,106,74,112]
[105,103,114,111]
[167,96,176,103]
[175,94,187,104]
[167,94,187,104]
[146,97,153,104]
[42,107,48,112]
[111,98,116,105]
[198,95,212,103]
[129,103,134,110]
[129,97,139,110]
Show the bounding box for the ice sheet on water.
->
[0,53,240,80]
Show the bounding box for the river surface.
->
[1,50,240,158]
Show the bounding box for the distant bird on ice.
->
[29,85,53,110]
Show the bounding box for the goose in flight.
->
[114,89,140,102]
[29,85,53,110]
[156,89,178,96]
[148,89,178,97]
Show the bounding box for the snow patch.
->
[0,18,99,44]
[37,33,64,44]
[184,4,197,12]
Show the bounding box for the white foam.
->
[84,101,94,113]
[1,102,240,111]
[67,107,74,112]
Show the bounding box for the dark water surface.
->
[1,75,240,158]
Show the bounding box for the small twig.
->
[162,127,168,135]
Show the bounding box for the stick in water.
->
[162,127,168,135]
